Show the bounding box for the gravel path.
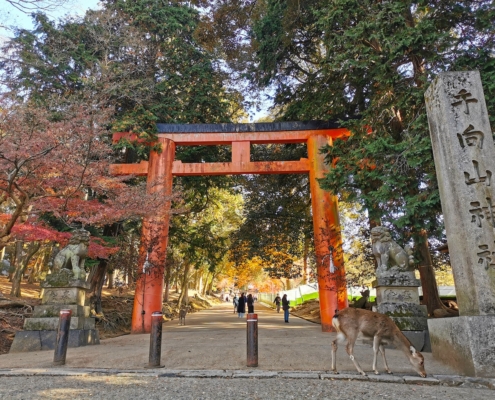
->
[0,375,492,400]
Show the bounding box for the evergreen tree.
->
[247,0,495,315]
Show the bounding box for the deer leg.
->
[372,336,381,375]
[331,339,339,373]
[346,334,367,376]
[379,344,392,374]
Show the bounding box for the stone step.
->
[32,304,90,318]
[24,316,95,331]
[9,329,99,353]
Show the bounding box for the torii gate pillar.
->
[131,137,175,333]
[308,134,348,331]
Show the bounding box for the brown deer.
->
[178,306,189,326]
[331,307,427,377]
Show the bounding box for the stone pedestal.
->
[373,277,430,352]
[428,316,495,377]
[425,71,495,377]
[10,273,99,353]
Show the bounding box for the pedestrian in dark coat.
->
[247,293,254,313]
[273,295,281,313]
[282,294,290,323]
[237,292,246,318]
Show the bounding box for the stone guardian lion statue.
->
[52,229,90,280]
[371,226,415,281]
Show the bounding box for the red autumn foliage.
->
[0,100,175,249]
[3,217,118,259]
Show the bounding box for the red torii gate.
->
[111,122,349,333]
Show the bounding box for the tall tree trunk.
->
[90,259,108,314]
[177,263,191,307]
[107,269,114,289]
[202,272,210,296]
[28,249,46,284]
[8,241,21,282]
[207,272,218,295]
[415,231,458,317]
[10,241,40,297]
[303,236,310,284]
[163,263,171,302]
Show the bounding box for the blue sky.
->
[0,0,101,39]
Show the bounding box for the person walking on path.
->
[247,293,254,313]
[273,294,281,313]
[237,293,246,318]
[233,295,238,313]
[282,294,290,323]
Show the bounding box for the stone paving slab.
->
[366,374,405,383]
[0,368,493,389]
[177,369,233,378]
[320,372,370,381]
[277,371,320,379]
[403,375,440,385]
[233,370,278,378]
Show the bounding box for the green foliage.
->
[230,143,315,279]
[249,0,495,260]
[169,187,244,273]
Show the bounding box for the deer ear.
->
[410,346,417,355]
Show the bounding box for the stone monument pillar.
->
[10,230,99,352]
[371,227,430,351]
[425,71,495,377]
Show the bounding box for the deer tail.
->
[332,309,341,331]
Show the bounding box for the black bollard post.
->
[246,313,258,367]
[148,311,163,368]
[53,309,72,366]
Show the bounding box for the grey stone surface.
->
[17,276,98,352]
[376,303,428,330]
[425,71,495,316]
[277,372,319,379]
[373,276,421,287]
[24,316,95,330]
[9,331,42,353]
[33,304,90,318]
[10,329,99,353]
[402,330,431,352]
[320,373,369,381]
[366,374,405,383]
[233,370,278,378]
[428,315,495,377]
[403,376,440,385]
[425,71,495,378]
[40,287,87,306]
[376,286,420,304]
[178,370,232,378]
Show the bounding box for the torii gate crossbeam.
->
[111,121,349,333]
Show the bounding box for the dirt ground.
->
[0,275,218,354]
[290,299,321,324]
[0,276,41,354]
